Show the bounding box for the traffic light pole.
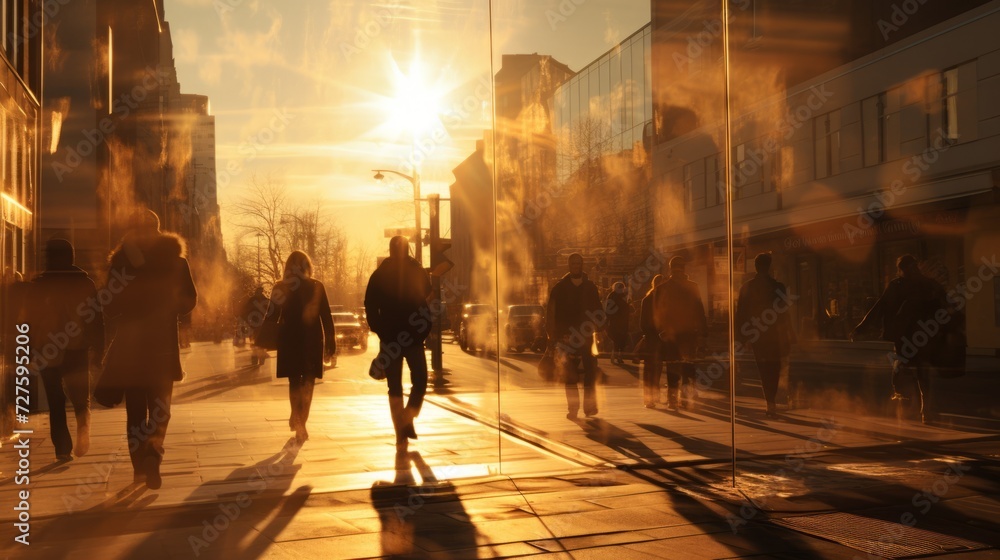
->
[428,194,443,374]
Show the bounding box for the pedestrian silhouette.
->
[364,236,432,445]
[638,274,666,408]
[651,256,708,411]
[605,282,631,365]
[269,251,335,444]
[852,254,948,423]
[241,285,270,365]
[100,209,197,489]
[546,252,602,420]
[26,239,105,461]
[736,252,795,418]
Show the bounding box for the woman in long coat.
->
[101,210,197,488]
[269,251,335,443]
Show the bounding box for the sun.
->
[382,58,448,138]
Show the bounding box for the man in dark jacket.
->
[102,210,197,488]
[736,253,795,418]
[652,256,708,410]
[546,253,603,419]
[852,254,947,423]
[27,239,105,461]
[365,236,433,445]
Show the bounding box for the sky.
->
[164,0,650,257]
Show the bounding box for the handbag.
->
[94,376,125,408]
[254,300,281,351]
[369,343,387,381]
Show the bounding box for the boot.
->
[403,406,419,440]
[389,396,407,444]
[74,411,91,457]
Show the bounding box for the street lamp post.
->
[373,169,421,263]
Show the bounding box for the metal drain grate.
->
[771,512,992,559]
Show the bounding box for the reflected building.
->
[0,0,41,435]
[493,53,574,304]
[41,0,227,340]
[546,25,656,298]
[450,139,494,309]
[650,0,1000,353]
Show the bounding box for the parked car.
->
[503,304,546,353]
[458,303,497,352]
[331,311,368,352]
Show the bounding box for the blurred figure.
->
[651,256,708,411]
[546,253,602,420]
[638,274,666,408]
[852,254,947,423]
[736,253,796,418]
[242,286,270,366]
[27,239,104,461]
[365,236,432,445]
[102,210,197,488]
[605,282,631,365]
[270,251,335,444]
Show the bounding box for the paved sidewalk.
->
[1,342,997,559]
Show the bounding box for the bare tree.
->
[231,173,289,284]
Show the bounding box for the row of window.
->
[682,62,974,210]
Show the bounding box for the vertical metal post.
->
[428,194,443,374]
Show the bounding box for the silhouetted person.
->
[605,282,630,365]
[652,256,707,411]
[102,209,197,488]
[639,274,666,408]
[270,251,335,444]
[546,253,602,420]
[26,239,104,461]
[852,254,947,423]
[242,285,270,365]
[365,236,432,445]
[736,253,795,418]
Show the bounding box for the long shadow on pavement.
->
[23,438,309,560]
[370,448,478,557]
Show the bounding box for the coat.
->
[735,272,795,358]
[364,255,432,342]
[546,272,602,350]
[27,266,105,369]
[856,273,947,349]
[102,232,197,386]
[271,277,335,379]
[651,273,708,342]
[605,291,630,336]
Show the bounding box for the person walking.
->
[242,286,270,366]
[269,251,336,444]
[27,239,105,461]
[546,253,603,420]
[638,274,666,408]
[651,256,708,411]
[736,253,795,418]
[101,210,197,488]
[605,282,631,365]
[365,236,432,445]
[851,254,947,423]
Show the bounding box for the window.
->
[684,159,706,210]
[814,110,841,179]
[707,153,723,207]
[862,93,885,166]
[942,67,959,142]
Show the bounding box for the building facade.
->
[0,0,42,435]
[648,0,1000,353]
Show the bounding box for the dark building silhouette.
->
[0,0,43,436]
